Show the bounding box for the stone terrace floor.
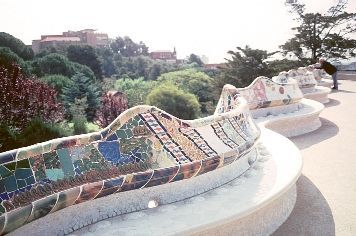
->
[273,72,356,236]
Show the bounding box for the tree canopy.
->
[67,45,102,79]
[0,32,34,60]
[146,83,200,120]
[220,46,271,88]
[282,0,356,62]
[110,36,149,57]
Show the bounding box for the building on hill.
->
[32,29,109,53]
[150,47,177,63]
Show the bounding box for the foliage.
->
[0,124,21,152]
[146,83,200,120]
[69,97,88,135]
[61,73,101,121]
[31,53,96,80]
[0,65,64,130]
[267,59,306,76]
[97,47,117,77]
[115,78,157,107]
[187,54,204,67]
[0,32,34,60]
[67,45,102,79]
[0,47,31,75]
[111,36,149,57]
[16,118,67,147]
[158,69,216,114]
[220,46,271,88]
[283,0,356,62]
[96,92,128,128]
[39,74,73,96]
[0,119,70,152]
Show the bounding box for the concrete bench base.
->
[318,78,333,88]
[303,86,331,104]
[255,98,324,137]
[62,128,301,236]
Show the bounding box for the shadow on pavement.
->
[325,98,340,108]
[273,175,335,236]
[331,89,356,93]
[289,118,339,150]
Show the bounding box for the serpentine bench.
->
[285,67,331,104]
[217,76,324,137]
[0,99,261,235]
[307,65,334,88]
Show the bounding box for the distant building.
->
[32,29,109,53]
[150,47,177,63]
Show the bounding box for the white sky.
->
[1,0,355,63]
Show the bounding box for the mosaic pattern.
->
[286,68,317,89]
[0,93,260,234]
[216,77,303,113]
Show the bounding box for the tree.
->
[220,46,271,88]
[0,32,34,60]
[97,47,117,77]
[0,64,63,130]
[0,47,31,75]
[283,0,356,63]
[146,83,200,120]
[110,36,149,57]
[267,59,305,77]
[39,74,73,96]
[96,92,128,128]
[188,54,204,67]
[69,97,88,135]
[31,53,96,80]
[115,78,156,107]
[61,73,101,121]
[67,45,103,79]
[157,69,216,114]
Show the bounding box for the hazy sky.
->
[1,0,355,63]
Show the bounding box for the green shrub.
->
[146,83,200,120]
[17,118,67,147]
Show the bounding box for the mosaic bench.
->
[217,79,323,138]
[286,68,331,104]
[307,65,334,88]
[220,76,304,119]
[69,83,304,236]
[0,101,261,235]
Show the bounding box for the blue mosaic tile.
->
[0,150,17,165]
[98,141,121,164]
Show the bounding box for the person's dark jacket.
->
[317,61,337,75]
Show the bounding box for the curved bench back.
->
[287,68,317,89]
[0,100,260,234]
[217,76,303,111]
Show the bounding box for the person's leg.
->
[332,71,338,89]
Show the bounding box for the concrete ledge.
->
[68,128,301,236]
[318,78,333,88]
[303,86,331,104]
[255,98,324,137]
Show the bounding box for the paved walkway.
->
[273,75,356,236]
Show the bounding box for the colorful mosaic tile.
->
[0,86,262,234]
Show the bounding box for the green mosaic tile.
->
[29,155,46,181]
[57,149,75,178]
[5,162,16,172]
[0,166,12,179]
[14,169,32,180]
[16,159,30,169]
[116,129,127,139]
[43,151,61,169]
[45,169,64,181]
[3,175,17,192]
[17,179,27,189]
[25,176,35,185]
